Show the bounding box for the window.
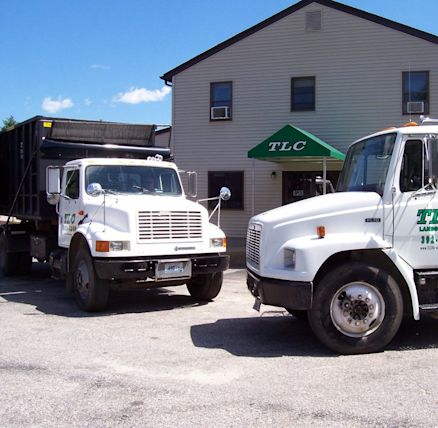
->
[208,171,243,209]
[400,140,423,192]
[402,71,429,115]
[210,82,232,120]
[337,133,396,195]
[65,169,79,199]
[291,77,315,111]
[85,165,182,196]
[400,138,438,192]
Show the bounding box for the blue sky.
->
[1,0,437,126]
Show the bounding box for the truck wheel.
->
[308,262,403,355]
[72,247,109,312]
[0,235,19,276]
[187,272,223,301]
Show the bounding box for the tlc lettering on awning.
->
[248,124,345,161]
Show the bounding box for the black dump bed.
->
[0,116,171,221]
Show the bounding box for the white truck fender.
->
[383,249,420,320]
[264,234,419,320]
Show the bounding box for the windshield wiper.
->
[102,189,119,195]
[132,185,154,194]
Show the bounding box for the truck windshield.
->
[85,165,182,196]
[337,133,396,195]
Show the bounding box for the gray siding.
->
[170,2,438,238]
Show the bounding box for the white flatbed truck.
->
[247,118,438,354]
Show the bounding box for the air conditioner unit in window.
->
[211,106,230,120]
[407,101,425,114]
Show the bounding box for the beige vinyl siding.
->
[170,3,438,238]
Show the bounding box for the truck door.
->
[58,168,81,248]
[391,137,438,268]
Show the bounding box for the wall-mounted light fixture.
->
[271,171,277,179]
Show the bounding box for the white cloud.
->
[90,64,111,70]
[41,97,74,114]
[84,98,92,106]
[114,86,171,104]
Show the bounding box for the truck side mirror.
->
[187,172,197,198]
[219,187,231,201]
[46,167,61,205]
[87,182,104,197]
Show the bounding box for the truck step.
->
[419,303,438,311]
[415,270,438,278]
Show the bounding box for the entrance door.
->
[282,171,340,205]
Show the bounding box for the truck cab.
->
[47,156,229,311]
[246,118,438,354]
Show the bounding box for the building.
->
[161,0,438,246]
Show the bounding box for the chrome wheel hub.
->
[330,282,385,338]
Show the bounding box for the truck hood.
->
[251,191,384,239]
[85,194,207,234]
[104,194,201,212]
[248,192,386,278]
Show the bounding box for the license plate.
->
[165,262,184,274]
[155,259,191,280]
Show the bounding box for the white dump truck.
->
[0,117,229,311]
[247,117,438,354]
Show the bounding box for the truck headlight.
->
[96,241,130,252]
[284,248,296,268]
[210,238,226,249]
[110,241,125,251]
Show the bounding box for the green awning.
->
[248,124,345,161]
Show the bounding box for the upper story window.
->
[291,77,315,111]
[403,71,429,115]
[210,82,232,120]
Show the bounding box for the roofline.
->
[160,0,438,83]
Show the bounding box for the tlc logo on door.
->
[268,141,307,152]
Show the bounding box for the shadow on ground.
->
[190,314,438,358]
[2,263,437,357]
[0,262,205,317]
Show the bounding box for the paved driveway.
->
[0,265,437,427]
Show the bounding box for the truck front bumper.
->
[247,268,313,310]
[94,253,229,281]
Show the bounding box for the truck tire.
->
[187,272,223,301]
[72,247,109,312]
[308,262,403,355]
[0,235,19,276]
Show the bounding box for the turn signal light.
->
[96,241,110,252]
[317,226,326,239]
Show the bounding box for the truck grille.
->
[247,223,262,267]
[138,211,202,241]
